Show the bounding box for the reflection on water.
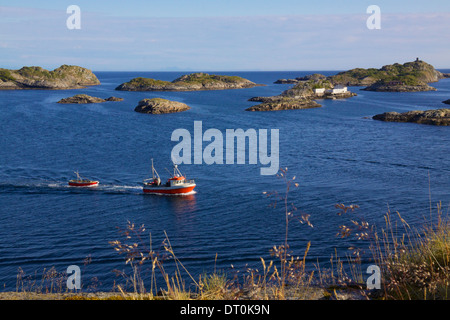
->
[167,193,197,214]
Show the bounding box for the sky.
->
[1,0,450,71]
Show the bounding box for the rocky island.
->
[134,98,190,114]
[443,99,450,105]
[274,73,327,84]
[0,65,100,90]
[247,77,355,111]
[274,60,445,92]
[246,97,321,111]
[116,72,262,91]
[372,108,450,126]
[57,94,123,104]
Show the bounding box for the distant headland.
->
[115,72,263,91]
[0,65,100,90]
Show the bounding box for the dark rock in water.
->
[134,98,190,114]
[57,94,123,104]
[0,65,100,90]
[105,96,124,102]
[372,108,450,126]
[245,97,321,112]
[443,99,450,105]
[274,79,298,84]
[58,94,106,104]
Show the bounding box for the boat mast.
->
[173,163,183,177]
[151,159,160,180]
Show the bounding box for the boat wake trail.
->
[0,181,143,195]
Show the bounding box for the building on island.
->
[328,85,348,94]
[313,88,326,96]
[313,85,348,96]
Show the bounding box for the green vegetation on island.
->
[329,59,444,91]
[116,72,262,91]
[274,59,445,92]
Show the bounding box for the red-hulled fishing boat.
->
[68,171,99,187]
[143,160,196,195]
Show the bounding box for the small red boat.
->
[143,160,196,195]
[68,171,99,187]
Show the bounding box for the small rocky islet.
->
[134,98,190,114]
[57,94,123,104]
[247,75,356,112]
[372,108,450,126]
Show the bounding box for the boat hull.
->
[68,181,99,187]
[143,184,195,195]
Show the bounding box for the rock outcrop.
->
[274,73,327,84]
[116,72,262,91]
[134,98,190,114]
[372,108,450,126]
[0,65,100,90]
[246,97,321,111]
[362,83,436,92]
[443,99,450,105]
[57,94,123,104]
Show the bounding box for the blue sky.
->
[1,1,449,71]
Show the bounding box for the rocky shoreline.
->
[362,83,436,92]
[372,108,450,126]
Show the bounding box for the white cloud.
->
[1,6,449,70]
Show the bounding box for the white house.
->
[330,85,347,94]
[313,88,326,96]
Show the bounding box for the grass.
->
[375,203,450,299]
[0,69,15,82]
[126,77,172,87]
[8,170,450,300]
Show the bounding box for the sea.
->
[0,70,449,292]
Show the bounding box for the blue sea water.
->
[0,70,449,291]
